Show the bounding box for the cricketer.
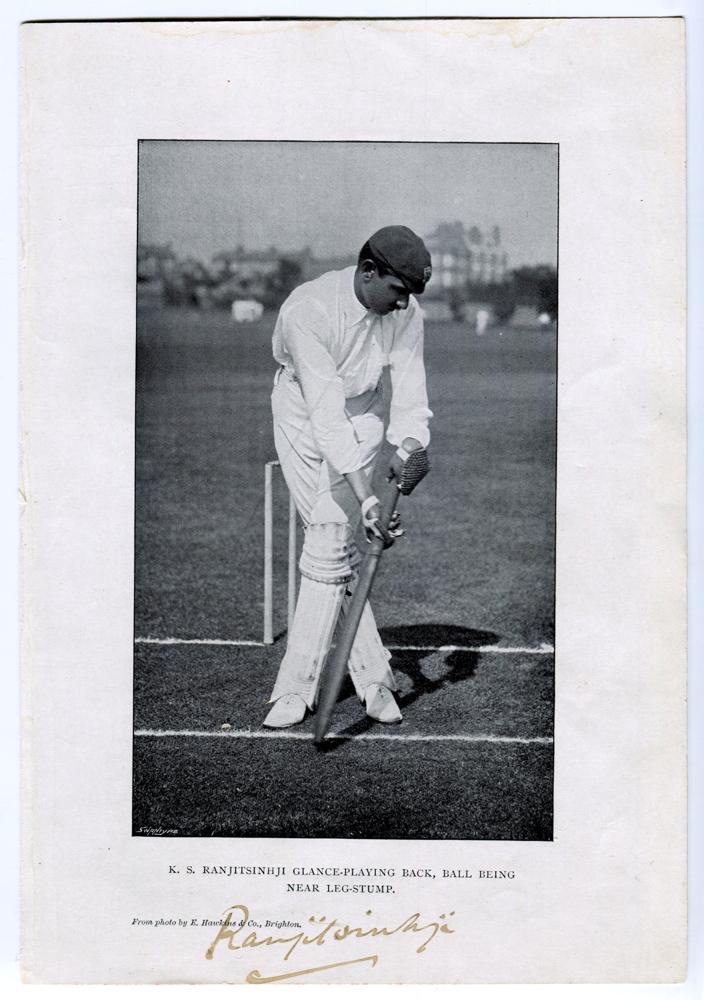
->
[263,225,433,728]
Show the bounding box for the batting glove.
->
[387,441,422,482]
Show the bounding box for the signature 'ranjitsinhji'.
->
[205,902,456,964]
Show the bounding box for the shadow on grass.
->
[329,622,499,740]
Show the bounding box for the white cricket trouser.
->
[268,367,396,706]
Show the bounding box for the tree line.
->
[448,265,558,322]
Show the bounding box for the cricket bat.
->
[313,450,430,745]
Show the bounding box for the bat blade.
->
[313,483,398,745]
[312,449,429,745]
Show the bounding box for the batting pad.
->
[298,522,353,584]
[269,522,352,708]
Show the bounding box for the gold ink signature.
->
[246,954,379,984]
[204,902,455,983]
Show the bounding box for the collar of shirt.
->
[340,266,370,329]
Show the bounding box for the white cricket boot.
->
[263,693,307,729]
[364,683,403,723]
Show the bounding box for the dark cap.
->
[366,225,432,295]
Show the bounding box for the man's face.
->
[362,267,411,316]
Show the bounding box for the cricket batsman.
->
[263,225,433,728]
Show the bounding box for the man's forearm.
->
[400,437,422,454]
[343,467,374,506]
[344,439,422,504]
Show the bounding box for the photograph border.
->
[131,137,560,842]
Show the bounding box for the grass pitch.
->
[133,305,556,840]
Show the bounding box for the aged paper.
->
[20,18,686,984]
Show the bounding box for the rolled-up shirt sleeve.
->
[282,301,367,474]
[387,302,433,449]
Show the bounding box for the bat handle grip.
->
[380,474,400,527]
[366,474,401,554]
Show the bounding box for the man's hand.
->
[388,510,404,538]
[361,496,395,548]
[388,438,423,481]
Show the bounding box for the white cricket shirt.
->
[272,266,432,475]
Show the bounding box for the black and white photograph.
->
[133,140,558,840]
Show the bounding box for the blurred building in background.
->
[424,221,509,289]
[137,242,178,281]
[137,243,176,303]
[136,220,555,327]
